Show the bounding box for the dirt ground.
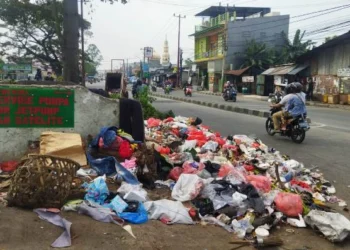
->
[1,186,350,250]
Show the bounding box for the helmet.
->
[294,82,303,92]
[285,83,296,94]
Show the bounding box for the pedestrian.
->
[307,78,314,101]
[34,68,42,81]
[44,72,54,81]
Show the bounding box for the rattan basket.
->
[6,155,81,209]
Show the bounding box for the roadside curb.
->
[150,93,270,119]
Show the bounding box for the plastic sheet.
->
[84,176,109,205]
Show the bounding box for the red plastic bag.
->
[163,117,174,123]
[0,161,19,172]
[196,140,207,147]
[244,164,255,172]
[274,192,303,217]
[246,175,271,193]
[215,137,226,146]
[168,167,183,181]
[147,118,161,128]
[156,146,171,155]
[118,140,133,159]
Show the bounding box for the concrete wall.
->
[226,15,290,70]
[0,83,120,161]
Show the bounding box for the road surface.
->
[155,89,350,133]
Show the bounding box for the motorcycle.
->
[265,98,310,144]
[223,87,237,102]
[184,85,192,97]
[164,84,171,95]
[151,82,157,92]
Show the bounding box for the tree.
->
[237,40,274,69]
[63,0,127,83]
[184,58,193,68]
[0,0,90,77]
[282,30,314,63]
[85,44,103,75]
[325,35,337,43]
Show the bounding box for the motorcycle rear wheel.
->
[291,125,306,143]
[265,118,275,136]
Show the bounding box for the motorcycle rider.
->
[183,80,192,95]
[271,83,306,132]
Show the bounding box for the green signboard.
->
[2,64,32,72]
[0,86,74,128]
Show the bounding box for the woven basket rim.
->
[20,154,82,168]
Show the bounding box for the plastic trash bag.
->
[181,140,197,152]
[304,210,350,242]
[225,166,247,185]
[84,176,109,205]
[274,192,303,217]
[147,118,162,128]
[110,195,128,213]
[144,199,193,224]
[201,215,234,233]
[231,192,247,207]
[231,218,254,238]
[201,141,219,152]
[119,202,148,224]
[171,174,204,202]
[117,183,148,202]
[168,167,184,181]
[246,175,271,193]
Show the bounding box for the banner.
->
[0,86,74,128]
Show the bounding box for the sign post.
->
[0,86,74,128]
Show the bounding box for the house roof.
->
[225,66,250,76]
[297,31,350,61]
[189,24,224,37]
[288,64,309,75]
[261,64,296,75]
[195,6,271,18]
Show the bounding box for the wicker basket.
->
[6,155,81,209]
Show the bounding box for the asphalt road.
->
[153,97,350,204]
[157,89,350,133]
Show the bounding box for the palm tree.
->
[237,40,274,69]
[282,30,314,63]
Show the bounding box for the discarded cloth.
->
[171,174,204,202]
[34,208,72,248]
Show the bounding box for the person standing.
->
[34,68,42,81]
[307,78,314,101]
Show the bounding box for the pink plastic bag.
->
[218,164,235,178]
[168,167,183,181]
[183,161,205,174]
[274,192,303,217]
[147,118,161,128]
[246,175,271,193]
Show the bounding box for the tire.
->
[291,126,306,144]
[233,97,237,102]
[265,118,275,136]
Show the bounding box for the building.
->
[190,6,289,92]
[149,51,162,73]
[162,36,171,67]
[296,31,350,102]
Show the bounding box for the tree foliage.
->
[237,40,275,69]
[281,29,314,63]
[85,44,103,76]
[0,0,90,76]
[325,35,337,43]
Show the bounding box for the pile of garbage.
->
[1,115,350,248]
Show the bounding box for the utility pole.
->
[63,0,79,83]
[174,14,186,88]
[220,4,230,92]
[80,0,85,86]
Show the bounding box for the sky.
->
[83,0,350,70]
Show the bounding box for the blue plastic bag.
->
[119,202,148,224]
[84,176,109,205]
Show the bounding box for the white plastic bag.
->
[117,183,148,201]
[181,140,197,152]
[231,192,247,207]
[201,141,219,152]
[171,174,204,202]
[304,210,350,242]
[144,199,193,224]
